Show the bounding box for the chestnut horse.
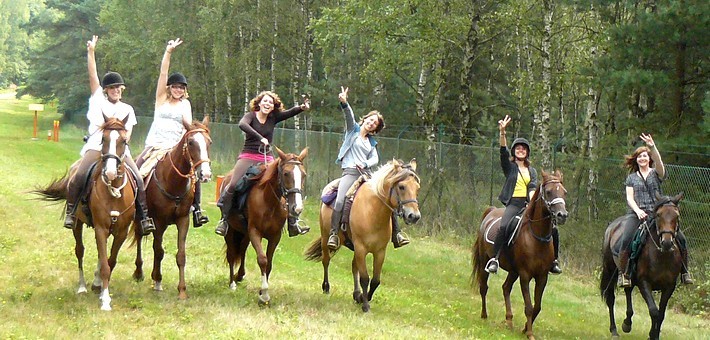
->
[305,159,421,312]
[132,117,212,300]
[600,192,684,340]
[35,116,136,311]
[471,170,568,339]
[222,147,308,305]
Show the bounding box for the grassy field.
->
[0,90,707,339]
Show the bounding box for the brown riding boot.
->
[617,250,632,288]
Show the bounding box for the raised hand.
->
[166,38,183,53]
[640,133,655,148]
[339,86,349,104]
[87,35,98,52]
[498,115,511,132]
[300,94,311,110]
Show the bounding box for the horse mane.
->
[189,120,210,134]
[100,118,126,131]
[370,159,420,198]
[252,158,280,186]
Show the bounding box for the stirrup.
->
[681,273,694,285]
[288,220,310,237]
[64,214,76,230]
[327,233,340,251]
[215,219,229,236]
[550,259,562,275]
[193,209,209,228]
[485,258,499,274]
[140,217,155,236]
[618,274,632,288]
[393,232,410,248]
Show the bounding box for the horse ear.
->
[409,158,417,172]
[202,115,210,126]
[274,146,286,159]
[298,147,308,161]
[122,115,129,126]
[556,169,563,181]
[103,113,110,122]
[672,192,684,205]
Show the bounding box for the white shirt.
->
[80,87,137,156]
[144,99,191,149]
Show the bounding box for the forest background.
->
[0,0,708,314]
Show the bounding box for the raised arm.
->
[87,35,101,94]
[338,86,357,131]
[156,38,183,103]
[641,133,665,179]
[498,115,511,148]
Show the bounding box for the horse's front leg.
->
[654,286,676,340]
[175,216,189,300]
[622,286,634,333]
[518,276,535,339]
[94,227,112,311]
[151,225,166,291]
[367,249,384,302]
[637,281,661,340]
[354,247,371,312]
[73,222,87,294]
[132,221,144,282]
[531,274,548,324]
[502,271,519,330]
[248,228,269,306]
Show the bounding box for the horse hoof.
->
[178,292,188,300]
[362,304,370,312]
[132,272,144,282]
[100,305,112,311]
[153,281,163,292]
[258,299,270,307]
[505,320,514,330]
[77,286,88,294]
[622,321,631,333]
[480,312,487,319]
[229,282,237,291]
[91,285,101,293]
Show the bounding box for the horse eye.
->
[399,184,405,191]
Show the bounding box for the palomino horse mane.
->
[370,159,420,199]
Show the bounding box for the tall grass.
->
[0,90,707,339]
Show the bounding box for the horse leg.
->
[248,230,270,306]
[622,286,634,333]
[367,250,384,302]
[226,231,237,289]
[175,218,189,300]
[94,227,112,311]
[355,248,371,312]
[237,236,248,282]
[73,222,87,294]
[531,275,548,323]
[477,248,491,319]
[502,272,519,330]
[518,276,535,339]
[132,222,144,282]
[604,278,619,338]
[151,226,166,291]
[351,257,362,303]
[654,287,675,340]
[321,235,332,294]
[637,282,661,340]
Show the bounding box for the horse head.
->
[184,116,212,182]
[274,146,308,217]
[99,114,129,182]
[388,158,421,225]
[538,170,568,225]
[654,192,683,252]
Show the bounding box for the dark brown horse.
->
[305,159,421,312]
[222,146,308,305]
[35,116,136,311]
[471,170,568,340]
[132,117,212,300]
[600,192,684,340]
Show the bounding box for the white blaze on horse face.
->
[105,130,120,181]
[292,165,304,213]
[193,134,212,181]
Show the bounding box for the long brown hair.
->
[623,146,653,173]
[249,91,283,113]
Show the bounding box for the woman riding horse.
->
[327,86,409,251]
[486,115,561,274]
[64,35,154,235]
[215,90,310,237]
[616,133,692,287]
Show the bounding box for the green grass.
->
[0,90,707,339]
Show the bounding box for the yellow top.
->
[513,170,530,198]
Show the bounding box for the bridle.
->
[380,168,420,221]
[645,200,679,251]
[527,178,566,242]
[277,159,305,218]
[99,130,129,199]
[168,128,211,180]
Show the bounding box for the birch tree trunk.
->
[456,6,480,144]
[536,0,554,170]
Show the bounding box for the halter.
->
[169,128,211,180]
[380,168,420,219]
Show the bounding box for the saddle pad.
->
[139,147,171,178]
[484,215,522,247]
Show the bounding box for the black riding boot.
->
[192,182,209,228]
[391,213,410,248]
[550,227,562,274]
[135,190,155,236]
[680,248,694,285]
[215,187,235,236]
[327,210,343,250]
[64,202,77,229]
[287,215,310,237]
[618,250,632,287]
[486,227,507,274]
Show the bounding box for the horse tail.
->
[32,172,70,202]
[471,206,494,288]
[304,236,324,261]
[599,227,617,303]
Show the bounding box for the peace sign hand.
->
[166,38,183,53]
[339,86,349,104]
[498,115,512,133]
[87,35,98,52]
[300,94,311,110]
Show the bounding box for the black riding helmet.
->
[102,72,125,88]
[511,137,531,158]
[167,72,188,87]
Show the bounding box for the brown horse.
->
[223,146,308,305]
[600,192,684,340]
[35,116,136,311]
[471,170,568,339]
[132,117,212,300]
[305,159,421,312]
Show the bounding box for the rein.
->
[154,129,210,205]
[376,169,419,218]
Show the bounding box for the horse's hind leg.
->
[132,222,144,282]
[622,287,634,333]
[73,223,87,294]
[502,272,519,330]
[321,236,332,294]
[351,257,362,303]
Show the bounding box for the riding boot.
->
[486,227,507,274]
[680,248,694,285]
[287,215,310,237]
[135,193,155,236]
[327,210,343,250]
[391,213,410,248]
[617,250,632,288]
[192,182,209,228]
[64,202,77,229]
[215,187,235,236]
[550,227,562,274]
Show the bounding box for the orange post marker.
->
[53,120,60,142]
[216,175,224,202]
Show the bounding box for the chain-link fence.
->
[128,119,709,277]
